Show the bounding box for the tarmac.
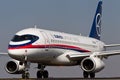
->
[0,78,120,80]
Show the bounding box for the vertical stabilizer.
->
[89,1,102,40]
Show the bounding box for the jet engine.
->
[81,57,105,73]
[5,59,25,74]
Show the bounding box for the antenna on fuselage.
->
[34,25,37,29]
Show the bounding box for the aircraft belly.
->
[27,48,77,66]
[27,48,63,62]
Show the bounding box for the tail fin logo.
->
[89,1,102,40]
[96,13,101,37]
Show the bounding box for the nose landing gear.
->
[22,71,30,79]
[22,61,30,79]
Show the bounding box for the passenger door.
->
[41,31,50,49]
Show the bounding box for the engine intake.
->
[5,60,25,74]
[81,57,105,73]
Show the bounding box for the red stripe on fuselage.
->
[8,44,91,52]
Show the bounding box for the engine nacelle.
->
[5,59,25,74]
[81,57,105,73]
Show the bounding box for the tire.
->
[83,71,89,78]
[43,70,49,78]
[37,71,42,78]
[22,73,25,79]
[22,72,30,79]
[90,73,95,78]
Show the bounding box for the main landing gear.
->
[83,71,95,78]
[37,64,49,78]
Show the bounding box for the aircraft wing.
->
[96,50,120,58]
[67,50,120,61]
[0,52,8,56]
[104,44,120,47]
[66,52,91,61]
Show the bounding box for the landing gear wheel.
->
[37,71,42,78]
[37,64,49,79]
[90,73,95,78]
[43,70,49,78]
[37,70,49,78]
[22,72,30,79]
[83,71,89,78]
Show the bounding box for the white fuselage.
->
[8,28,105,66]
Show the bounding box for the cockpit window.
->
[11,35,39,42]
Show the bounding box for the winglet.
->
[89,1,102,40]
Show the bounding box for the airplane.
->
[4,0,120,79]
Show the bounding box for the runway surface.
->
[0,78,120,80]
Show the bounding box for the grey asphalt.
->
[0,78,120,80]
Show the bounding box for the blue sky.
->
[0,0,120,78]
